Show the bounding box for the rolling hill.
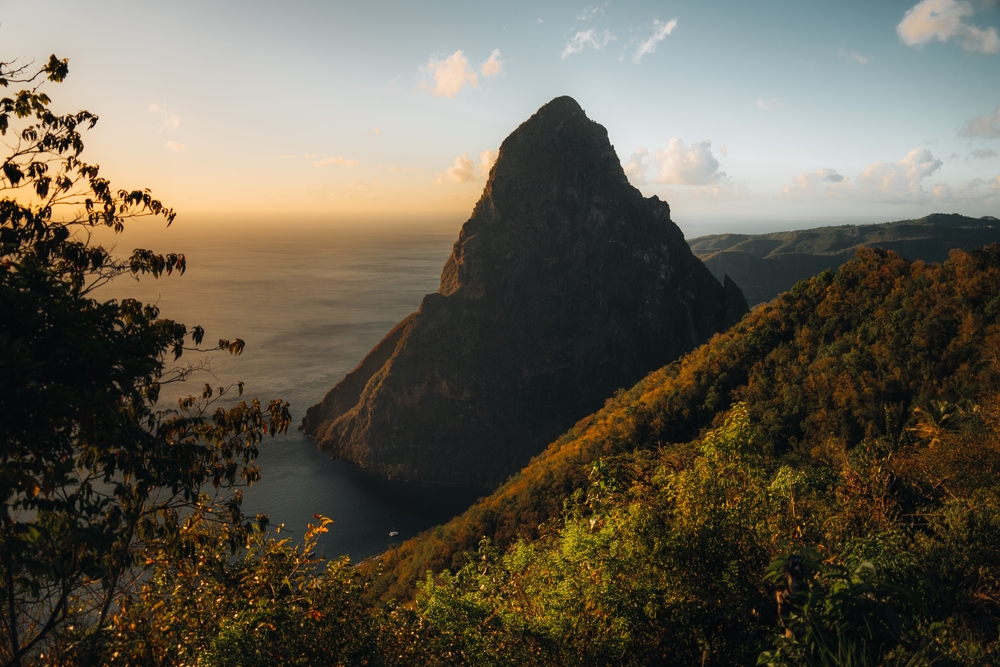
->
[690,213,1000,306]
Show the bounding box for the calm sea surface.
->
[97,222,487,561]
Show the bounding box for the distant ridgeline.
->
[372,245,1000,604]
[302,96,746,487]
[690,213,1000,306]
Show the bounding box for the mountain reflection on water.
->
[98,221,486,561]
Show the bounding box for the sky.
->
[2,0,999,234]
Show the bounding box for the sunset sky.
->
[2,0,999,233]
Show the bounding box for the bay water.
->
[97,221,487,562]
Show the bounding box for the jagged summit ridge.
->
[303,96,747,486]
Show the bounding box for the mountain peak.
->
[303,99,747,486]
[480,97,628,217]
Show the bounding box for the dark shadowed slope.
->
[302,96,746,487]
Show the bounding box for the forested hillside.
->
[65,248,1000,666]
[690,213,1000,305]
[369,246,1000,603]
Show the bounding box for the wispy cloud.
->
[164,141,187,152]
[755,98,780,111]
[562,29,615,59]
[275,153,357,166]
[343,180,378,199]
[719,145,729,157]
[314,156,359,167]
[897,0,1000,53]
[781,168,850,199]
[576,5,604,21]
[421,50,479,98]
[633,19,678,62]
[972,147,999,159]
[480,49,503,77]
[959,104,1000,138]
[371,127,382,136]
[837,49,871,64]
[148,103,180,131]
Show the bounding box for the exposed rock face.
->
[302,96,747,486]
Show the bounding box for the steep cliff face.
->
[302,96,747,486]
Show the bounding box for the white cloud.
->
[436,153,476,184]
[421,50,478,98]
[837,49,872,64]
[778,150,999,204]
[781,168,850,198]
[164,141,187,152]
[633,19,678,62]
[576,5,603,21]
[562,29,615,59]
[313,156,359,167]
[719,145,728,157]
[959,104,1000,138]
[932,175,1000,201]
[273,153,363,167]
[480,49,503,77]
[435,150,497,184]
[623,147,651,185]
[855,147,943,202]
[625,139,725,186]
[755,98,780,111]
[479,149,497,178]
[897,0,1000,53]
[148,103,180,131]
[371,127,382,136]
[972,147,999,159]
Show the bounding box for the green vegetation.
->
[373,244,1000,603]
[74,244,1000,667]
[5,54,1000,666]
[69,386,1000,665]
[690,212,1000,306]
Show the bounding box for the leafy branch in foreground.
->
[0,55,289,666]
[760,553,936,667]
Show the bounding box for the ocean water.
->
[97,222,487,561]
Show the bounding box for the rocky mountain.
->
[690,213,1000,306]
[302,96,747,487]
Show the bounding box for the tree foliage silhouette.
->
[0,55,289,666]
